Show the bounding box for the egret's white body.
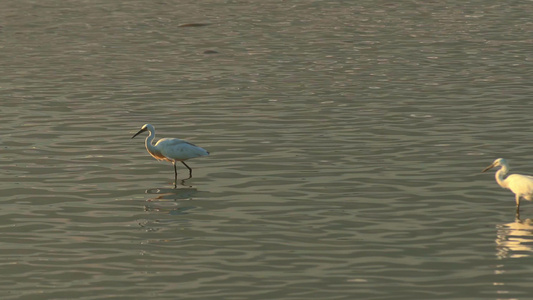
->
[482,158,533,216]
[132,124,208,186]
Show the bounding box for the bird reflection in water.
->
[495,217,533,259]
[493,217,533,296]
[144,187,198,216]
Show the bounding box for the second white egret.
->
[482,158,533,217]
[132,124,209,186]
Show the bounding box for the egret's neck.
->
[495,165,509,189]
[145,129,158,154]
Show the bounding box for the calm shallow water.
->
[1,0,533,299]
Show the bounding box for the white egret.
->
[132,124,209,186]
[482,158,533,217]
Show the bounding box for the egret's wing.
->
[155,137,186,147]
[156,138,209,161]
[506,174,533,198]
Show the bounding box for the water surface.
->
[1,0,533,299]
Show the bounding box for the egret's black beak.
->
[482,163,496,173]
[132,128,147,139]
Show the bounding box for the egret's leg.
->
[181,161,193,179]
[516,195,521,215]
[173,161,178,188]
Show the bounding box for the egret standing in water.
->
[482,158,533,217]
[132,124,209,187]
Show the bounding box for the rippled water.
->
[1,0,533,299]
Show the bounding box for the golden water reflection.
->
[495,218,533,259]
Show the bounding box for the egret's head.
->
[132,124,154,139]
[482,158,507,173]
